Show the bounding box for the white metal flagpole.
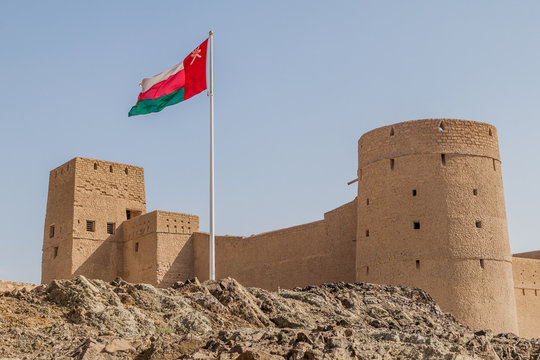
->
[208,30,215,281]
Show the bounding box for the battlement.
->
[358,119,500,169]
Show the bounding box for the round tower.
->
[356,119,518,334]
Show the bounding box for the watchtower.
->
[355,119,518,334]
[42,157,146,283]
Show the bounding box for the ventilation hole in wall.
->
[109,165,113,172]
[414,222,420,230]
[86,220,95,232]
[182,226,185,231]
[166,224,169,232]
[365,266,369,275]
[135,242,139,252]
[49,225,55,238]
[390,127,395,136]
[174,225,177,233]
[441,154,446,166]
[416,260,420,269]
[412,189,417,197]
[480,259,485,269]
[439,121,445,131]
[107,223,115,235]
[53,247,58,259]
[473,189,478,196]
[366,198,370,206]
[126,210,132,220]
[365,230,370,237]
[390,159,395,170]
[476,221,482,228]
[125,168,129,175]
[489,128,493,136]
[522,288,525,296]
[188,227,191,232]
[492,159,496,171]
[94,163,98,170]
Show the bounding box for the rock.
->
[103,338,135,353]
[0,276,537,359]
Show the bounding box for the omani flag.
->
[129,39,208,116]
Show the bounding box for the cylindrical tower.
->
[356,119,518,334]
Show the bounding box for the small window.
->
[416,260,420,269]
[522,288,525,296]
[166,224,170,232]
[53,247,58,258]
[473,189,478,196]
[366,198,370,206]
[126,210,132,220]
[107,223,115,235]
[390,159,395,170]
[109,165,113,172]
[365,266,369,275]
[49,225,55,238]
[441,154,446,166]
[476,221,482,228]
[86,220,95,232]
[535,289,538,297]
[365,230,370,237]
[135,242,139,252]
[412,189,417,197]
[439,121,445,131]
[390,127,395,136]
[489,128,493,136]
[480,259,485,269]
[94,163,98,170]
[414,222,420,230]
[492,159,496,171]
[124,168,129,175]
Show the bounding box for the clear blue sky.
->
[1,1,538,283]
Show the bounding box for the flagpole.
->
[208,30,215,281]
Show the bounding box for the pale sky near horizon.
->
[0,1,539,283]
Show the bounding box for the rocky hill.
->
[0,276,538,359]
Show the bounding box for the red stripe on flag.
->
[183,39,208,100]
[138,69,186,101]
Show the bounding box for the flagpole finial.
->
[209,30,214,36]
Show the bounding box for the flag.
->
[128,39,208,116]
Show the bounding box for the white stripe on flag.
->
[140,62,184,93]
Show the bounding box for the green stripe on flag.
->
[128,87,185,116]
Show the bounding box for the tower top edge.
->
[49,157,144,174]
[358,118,497,142]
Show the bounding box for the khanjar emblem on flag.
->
[128,39,208,116]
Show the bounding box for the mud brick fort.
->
[41,119,539,338]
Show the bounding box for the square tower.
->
[42,157,146,283]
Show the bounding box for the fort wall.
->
[356,119,518,334]
[512,254,540,339]
[42,159,77,283]
[193,200,357,290]
[41,118,540,338]
[154,211,199,287]
[71,158,146,280]
[122,212,158,284]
